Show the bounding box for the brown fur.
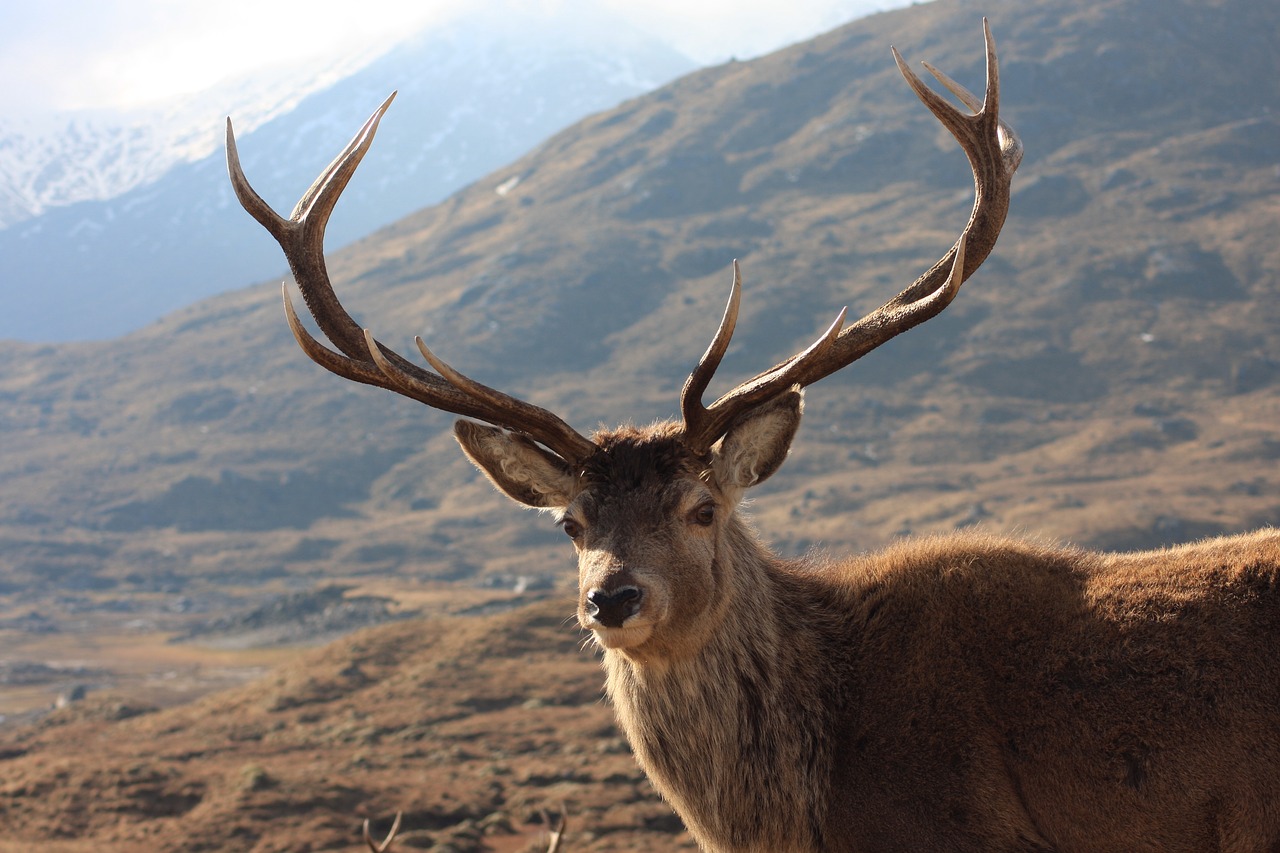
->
[457,411,1280,853]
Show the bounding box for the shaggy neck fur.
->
[600,516,850,853]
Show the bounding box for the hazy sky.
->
[0,0,909,115]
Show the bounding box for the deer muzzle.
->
[585,585,644,628]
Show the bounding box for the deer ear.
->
[711,389,802,492]
[453,420,578,509]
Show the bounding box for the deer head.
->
[226,22,1021,659]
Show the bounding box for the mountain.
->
[0,4,693,342]
[0,57,373,229]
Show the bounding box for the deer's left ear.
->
[711,388,802,492]
[454,420,578,509]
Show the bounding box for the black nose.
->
[586,586,643,628]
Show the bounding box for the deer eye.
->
[689,502,716,527]
[560,518,584,540]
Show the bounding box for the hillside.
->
[0,600,695,850]
[1,0,1279,842]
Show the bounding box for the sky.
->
[0,0,908,115]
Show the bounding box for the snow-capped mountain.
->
[0,4,693,341]
[0,55,376,229]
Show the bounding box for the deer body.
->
[515,423,1280,852]
[228,21,1280,853]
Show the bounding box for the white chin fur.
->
[591,623,653,650]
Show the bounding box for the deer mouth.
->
[588,620,655,651]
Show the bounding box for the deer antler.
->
[226,95,597,465]
[543,807,568,853]
[680,20,1022,453]
[229,22,1018,465]
[363,811,402,852]
[360,809,566,852]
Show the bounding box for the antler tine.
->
[362,331,595,463]
[921,61,983,113]
[415,337,593,461]
[680,261,742,450]
[230,96,597,464]
[284,282,526,423]
[363,811,402,853]
[683,22,1020,451]
[229,94,396,358]
[928,57,1023,178]
[282,284,390,388]
[543,807,568,853]
[685,302,848,454]
[293,92,397,228]
[226,119,287,243]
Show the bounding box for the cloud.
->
[0,0,463,112]
[0,0,901,114]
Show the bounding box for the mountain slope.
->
[0,5,692,341]
[0,600,695,850]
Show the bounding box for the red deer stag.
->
[228,23,1280,853]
